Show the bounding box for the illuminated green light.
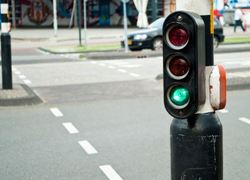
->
[170,86,190,106]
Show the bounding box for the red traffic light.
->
[167,26,189,49]
[167,56,190,79]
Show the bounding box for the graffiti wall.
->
[19,0,138,27]
[20,0,73,26]
[21,0,53,26]
[87,0,138,26]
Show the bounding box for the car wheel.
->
[214,36,219,48]
[152,37,163,51]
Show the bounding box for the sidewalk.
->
[11,28,137,49]
[10,26,250,49]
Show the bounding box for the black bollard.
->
[1,33,13,89]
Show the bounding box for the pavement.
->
[1,25,250,106]
[10,26,250,59]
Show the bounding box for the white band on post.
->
[1,4,9,14]
[1,22,9,33]
[176,0,210,15]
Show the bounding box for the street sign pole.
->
[77,0,82,46]
[163,0,224,179]
[84,0,87,47]
[122,0,129,53]
[53,0,58,37]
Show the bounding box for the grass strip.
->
[224,36,250,44]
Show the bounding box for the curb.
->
[85,45,250,60]
[37,42,250,60]
[38,47,123,55]
[0,84,43,106]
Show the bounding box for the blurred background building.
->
[4,0,249,28]
[4,0,177,28]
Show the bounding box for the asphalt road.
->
[1,49,250,179]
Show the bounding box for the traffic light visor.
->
[166,26,189,50]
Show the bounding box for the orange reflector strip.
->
[210,0,214,34]
[218,65,226,109]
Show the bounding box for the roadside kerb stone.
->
[84,45,250,60]
[0,84,43,106]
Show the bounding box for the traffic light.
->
[163,11,206,119]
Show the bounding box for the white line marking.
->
[120,65,141,68]
[12,67,17,71]
[50,107,63,117]
[240,61,250,66]
[117,69,127,73]
[23,79,32,84]
[108,65,116,69]
[99,63,106,66]
[78,140,98,155]
[91,61,97,64]
[62,122,79,134]
[19,75,26,79]
[15,71,21,75]
[129,73,140,77]
[218,109,228,113]
[100,165,123,180]
[239,117,250,124]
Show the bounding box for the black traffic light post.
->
[163,11,223,180]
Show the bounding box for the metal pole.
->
[53,0,58,36]
[77,0,82,46]
[11,0,16,28]
[84,0,87,46]
[123,0,129,53]
[151,0,158,22]
[1,1,13,89]
[170,0,222,179]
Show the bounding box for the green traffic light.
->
[169,86,190,106]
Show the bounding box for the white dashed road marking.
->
[14,71,21,75]
[50,107,64,117]
[78,140,98,155]
[62,122,79,134]
[108,65,116,69]
[23,79,32,84]
[227,71,250,79]
[100,165,123,180]
[99,63,106,67]
[218,109,228,113]
[19,75,26,79]
[117,69,127,73]
[129,73,140,77]
[239,117,250,124]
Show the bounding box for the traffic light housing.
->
[163,11,206,119]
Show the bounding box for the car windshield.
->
[148,18,165,29]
